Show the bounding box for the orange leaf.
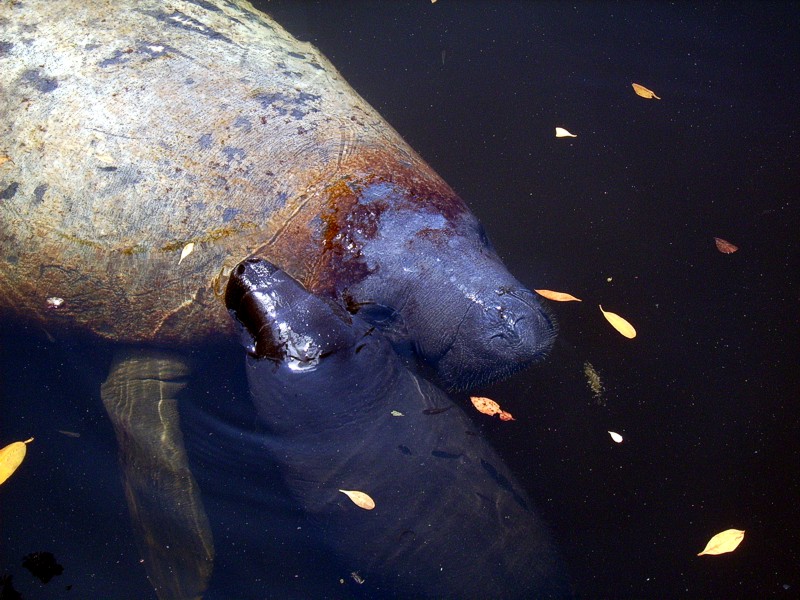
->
[714,237,738,254]
[631,82,661,99]
[599,305,637,339]
[697,529,745,556]
[470,396,515,421]
[535,289,582,302]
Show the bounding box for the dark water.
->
[2,1,798,598]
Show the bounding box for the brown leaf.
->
[535,289,582,302]
[714,237,738,254]
[697,529,745,556]
[632,82,661,99]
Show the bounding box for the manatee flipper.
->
[100,348,214,600]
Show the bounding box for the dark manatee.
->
[226,259,566,598]
[0,0,558,597]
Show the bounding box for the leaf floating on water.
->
[351,571,365,584]
[0,438,34,485]
[470,396,515,421]
[608,431,623,443]
[555,127,577,138]
[599,305,637,339]
[631,83,661,99]
[697,529,745,556]
[178,242,195,265]
[390,410,404,417]
[339,489,375,510]
[535,289,582,302]
[714,237,738,254]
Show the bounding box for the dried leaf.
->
[608,431,623,443]
[0,438,34,485]
[0,153,10,166]
[535,289,582,302]
[555,127,577,138]
[178,242,195,265]
[470,396,515,421]
[599,305,637,339]
[714,237,738,254]
[697,529,745,556]
[390,410,404,417]
[631,83,661,99]
[338,489,375,510]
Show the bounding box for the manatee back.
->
[0,0,442,344]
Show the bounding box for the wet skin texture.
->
[225,258,568,599]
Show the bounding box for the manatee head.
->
[326,183,557,391]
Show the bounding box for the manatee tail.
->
[101,348,213,600]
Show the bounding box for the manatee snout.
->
[436,286,557,391]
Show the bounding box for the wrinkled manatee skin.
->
[226,259,569,599]
[0,0,555,388]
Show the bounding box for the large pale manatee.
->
[0,0,560,597]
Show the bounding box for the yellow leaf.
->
[599,305,637,339]
[631,82,661,99]
[697,529,745,556]
[338,489,375,510]
[390,410,404,417]
[535,289,582,302]
[470,396,515,421]
[608,431,623,443]
[555,127,577,138]
[0,438,34,485]
[178,242,195,265]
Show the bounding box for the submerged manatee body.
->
[226,259,567,598]
[0,0,559,596]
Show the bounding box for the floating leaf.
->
[697,529,745,556]
[0,438,34,485]
[535,289,582,302]
[351,572,365,584]
[631,83,661,99]
[178,242,195,265]
[714,237,738,254]
[470,396,515,421]
[599,305,637,339]
[390,410,404,417]
[555,127,577,138]
[338,489,375,510]
[608,431,623,443]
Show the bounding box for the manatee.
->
[226,258,566,598]
[0,1,558,597]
